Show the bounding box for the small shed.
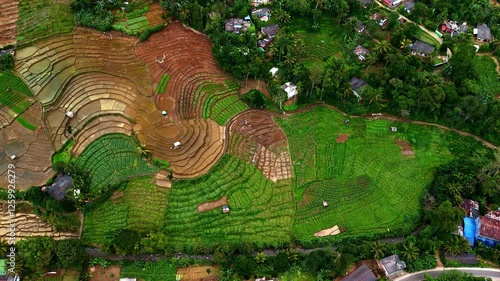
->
[403,1,415,13]
[222,205,230,214]
[354,45,370,61]
[390,127,397,132]
[281,82,297,100]
[173,141,181,148]
[66,111,74,118]
[269,67,278,77]
[349,77,368,99]
[161,110,168,116]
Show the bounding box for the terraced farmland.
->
[75,133,158,194]
[0,0,19,47]
[163,154,294,251]
[0,71,35,129]
[275,106,467,242]
[16,0,74,46]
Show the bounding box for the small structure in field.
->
[269,67,278,77]
[354,45,370,61]
[322,201,328,207]
[119,278,137,281]
[281,82,297,100]
[344,119,350,124]
[341,264,377,281]
[66,111,74,118]
[379,254,406,278]
[391,127,397,132]
[222,205,230,214]
[10,155,16,160]
[474,24,492,42]
[410,40,435,57]
[173,141,181,149]
[161,110,168,116]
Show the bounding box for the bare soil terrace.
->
[0,0,18,47]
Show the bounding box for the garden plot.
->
[276,106,461,241]
[0,104,54,189]
[163,154,294,250]
[228,110,292,182]
[0,0,19,47]
[0,202,78,241]
[120,260,177,281]
[0,71,35,129]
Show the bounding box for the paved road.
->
[373,0,443,45]
[394,267,500,281]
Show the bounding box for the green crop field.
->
[113,5,153,35]
[16,0,74,46]
[155,74,170,94]
[473,56,500,98]
[120,260,177,281]
[289,15,348,68]
[0,71,34,115]
[275,106,470,242]
[163,154,294,251]
[75,133,158,194]
[82,177,168,245]
[201,80,248,125]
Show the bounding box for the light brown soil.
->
[110,191,124,204]
[197,196,228,213]
[239,79,271,98]
[395,140,415,157]
[228,110,292,181]
[144,3,165,27]
[0,104,54,189]
[0,0,18,47]
[336,134,349,143]
[314,225,341,237]
[89,265,121,281]
[176,266,218,281]
[154,171,172,188]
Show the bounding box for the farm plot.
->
[112,2,164,35]
[120,260,177,281]
[202,80,248,125]
[0,103,54,189]
[275,106,464,241]
[0,0,19,47]
[0,71,35,129]
[228,110,292,181]
[163,154,294,250]
[75,133,158,195]
[16,0,74,46]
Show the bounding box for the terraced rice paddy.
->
[163,154,294,250]
[16,0,74,46]
[0,71,35,129]
[275,106,473,242]
[0,0,19,47]
[82,176,168,245]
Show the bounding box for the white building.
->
[281,82,297,100]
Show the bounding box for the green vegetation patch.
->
[120,260,177,281]
[414,29,440,47]
[155,74,170,94]
[201,80,248,125]
[75,133,158,194]
[16,0,74,46]
[0,71,34,115]
[473,56,500,98]
[164,154,294,250]
[82,177,168,245]
[112,4,152,35]
[275,106,468,242]
[16,117,37,131]
[52,139,75,166]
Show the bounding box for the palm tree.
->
[178,5,191,22]
[374,40,391,57]
[443,236,469,256]
[371,241,387,260]
[401,242,420,262]
[400,38,412,51]
[274,9,291,25]
[255,252,267,264]
[399,108,411,118]
[365,53,378,70]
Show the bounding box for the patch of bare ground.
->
[239,79,271,98]
[177,266,218,281]
[0,0,18,47]
[0,104,54,189]
[154,170,172,188]
[110,190,124,204]
[395,140,415,157]
[314,225,341,237]
[145,3,165,26]
[228,110,292,181]
[336,134,349,143]
[197,196,228,213]
[89,265,121,281]
[0,202,78,241]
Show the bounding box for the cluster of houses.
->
[460,199,500,248]
[342,254,406,281]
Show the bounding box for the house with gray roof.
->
[349,77,368,99]
[379,254,406,278]
[261,24,279,38]
[403,1,415,13]
[474,24,492,42]
[341,264,377,281]
[225,18,251,33]
[354,45,370,61]
[410,40,435,56]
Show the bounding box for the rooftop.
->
[486,210,500,221]
[47,174,74,200]
[461,199,480,218]
[380,254,406,276]
[281,82,297,99]
[411,40,435,55]
[404,1,415,11]
[349,77,368,91]
[479,216,500,241]
[354,45,370,56]
[341,264,377,281]
[444,253,478,265]
[262,24,279,38]
[475,24,491,41]
[225,18,251,33]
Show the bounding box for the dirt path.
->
[373,0,443,45]
[477,52,500,78]
[436,250,444,267]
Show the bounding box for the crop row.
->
[155,74,170,94]
[82,201,128,245]
[120,260,176,281]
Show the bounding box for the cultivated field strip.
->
[0,0,19,47]
[0,71,35,129]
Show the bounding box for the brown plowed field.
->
[197,196,228,213]
[0,0,18,47]
[176,266,218,281]
[0,104,54,189]
[395,140,415,157]
[228,110,292,181]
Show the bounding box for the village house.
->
[269,67,278,77]
[354,45,370,61]
[261,24,279,38]
[258,38,273,49]
[281,82,297,100]
[474,24,492,42]
[403,1,415,13]
[371,13,388,27]
[359,0,374,8]
[410,40,435,57]
[43,173,74,200]
[383,0,402,7]
[0,49,15,58]
[252,7,271,22]
[460,199,500,248]
[341,264,377,281]
[357,21,366,33]
[225,18,251,33]
[349,77,368,99]
[441,21,468,37]
[379,255,406,279]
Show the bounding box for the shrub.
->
[0,54,14,70]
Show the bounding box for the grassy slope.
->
[473,56,500,98]
[163,154,294,249]
[275,106,470,241]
